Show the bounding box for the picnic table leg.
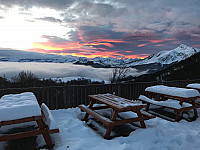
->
[136,109,146,128]
[175,111,180,122]
[36,117,53,148]
[83,101,94,121]
[191,101,198,118]
[145,103,150,111]
[104,110,118,139]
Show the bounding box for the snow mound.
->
[186,83,200,89]
[139,95,192,109]
[145,85,200,98]
[41,103,58,130]
[0,92,41,121]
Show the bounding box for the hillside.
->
[134,51,200,81]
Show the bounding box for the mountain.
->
[126,44,200,73]
[0,49,77,63]
[134,50,200,82]
[132,44,200,66]
[65,44,200,69]
[0,44,199,71]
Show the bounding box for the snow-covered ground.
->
[1,107,200,150]
[1,90,200,150]
[47,108,200,150]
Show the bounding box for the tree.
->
[11,71,38,87]
[109,67,130,83]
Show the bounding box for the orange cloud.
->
[83,42,114,47]
[171,41,181,44]
[125,51,132,53]
[94,39,125,43]
[146,38,175,44]
[32,41,82,51]
[137,44,147,47]
[30,33,148,59]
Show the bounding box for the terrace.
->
[0,79,200,149]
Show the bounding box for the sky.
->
[0,0,200,59]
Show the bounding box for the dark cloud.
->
[42,35,68,43]
[77,25,123,42]
[36,17,62,23]
[174,30,200,41]
[76,2,126,18]
[0,0,74,10]
[123,32,159,42]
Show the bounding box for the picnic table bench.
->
[79,94,155,139]
[138,85,200,121]
[0,92,59,148]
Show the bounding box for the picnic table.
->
[79,94,155,139]
[186,83,200,105]
[186,83,200,92]
[0,92,59,148]
[139,85,200,121]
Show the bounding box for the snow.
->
[1,90,200,149]
[48,108,200,150]
[0,92,41,121]
[132,44,200,66]
[41,103,58,130]
[1,107,200,149]
[186,83,200,89]
[113,97,144,107]
[139,95,192,109]
[145,85,200,98]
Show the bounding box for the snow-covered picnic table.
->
[186,83,200,91]
[79,94,155,139]
[139,85,200,121]
[0,92,59,148]
[0,92,41,122]
[145,85,200,99]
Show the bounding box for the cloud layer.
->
[0,0,200,58]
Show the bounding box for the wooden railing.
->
[0,79,200,109]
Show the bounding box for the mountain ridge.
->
[0,44,199,70]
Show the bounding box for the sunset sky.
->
[0,0,200,59]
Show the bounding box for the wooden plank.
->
[48,129,59,134]
[0,116,42,126]
[0,129,46,142]
[140,110,156,119]
[79,105,114,126]
[46,88,50,108]
[63,88,67,108]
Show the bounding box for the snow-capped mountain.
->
[133,44,200,66]
[75,44,200,68]
[0,44,199,69]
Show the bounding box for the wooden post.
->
[104,109,118,139]
[36,117,54,148]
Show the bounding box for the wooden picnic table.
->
[186,83,200,105]
[142,85,200,121]
[79,94,155,139]
[0,92,59,148]
[186,83,200,92]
